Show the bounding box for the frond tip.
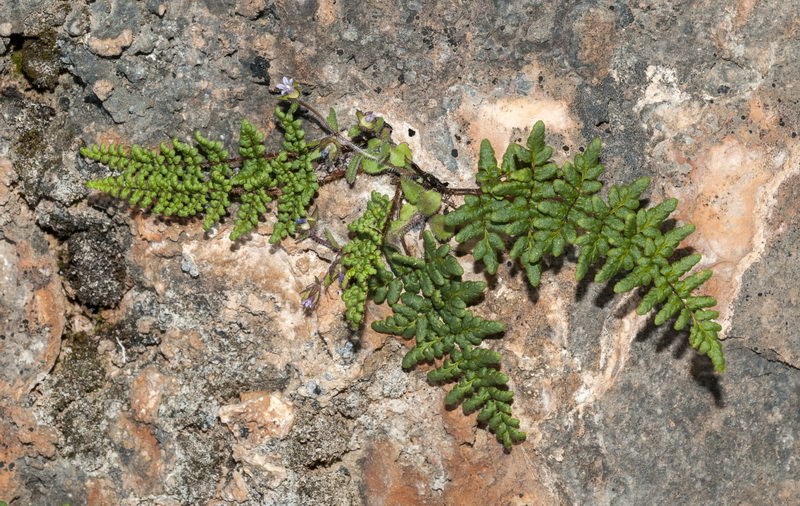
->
[83,136,234,222]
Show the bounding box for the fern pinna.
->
[444,121,724,372]
[341,191,392,329]
[370,231,526,448]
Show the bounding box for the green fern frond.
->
[228,119,274,240]
[443,140,507,274]
[196,131,235,230]
[446,122,725,372]
[266,106,320,243]
[371,230,525,448]
[83,136,232,222]
[341,191,391,328]
[84,107,320,244]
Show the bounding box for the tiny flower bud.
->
[320,141,339,160]
[357,110,375,129]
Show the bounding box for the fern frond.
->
[84,108,321,244]
[446,122,725,372]
[267,106,320,243]
[229,119,273,240]
[341,191,391,328]
[83,136,231,223]
[443,140,509,274]
[371,230,525,448]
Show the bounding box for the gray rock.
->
[288,408,350,468]
[63,230,127,308]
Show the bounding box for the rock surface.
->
[0,0,798,504]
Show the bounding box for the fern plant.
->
[82,77,725,450]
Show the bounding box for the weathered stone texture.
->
[0,0,798,504]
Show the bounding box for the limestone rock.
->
[1,0,798,504]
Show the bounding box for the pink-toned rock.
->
[220,470,250,503]
[9,407,57,459]
[88,29,133,57]
[158,329,207,367]
[236,0,266,19]
[361,432,557,505]
[442,443,557,506]
[86,478,119,506]
[219,391,295,444]
[0,237,65,403]
[361,439,434,505]
[110,414,165,496]
[130,367,174,424]
[218,392,294,489]
[0,406,59,498]
[0,417,26,499]
[91,79,114,101]
[0,157,12,206]
[231,443,288,487]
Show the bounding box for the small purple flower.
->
[338,271,345,283]
[295,218,308,225]
[277,76,295,96]
[364,111,377,122]
[321,145,330,158]
[301,296,315,309]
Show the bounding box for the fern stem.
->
[307,231,340,252]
